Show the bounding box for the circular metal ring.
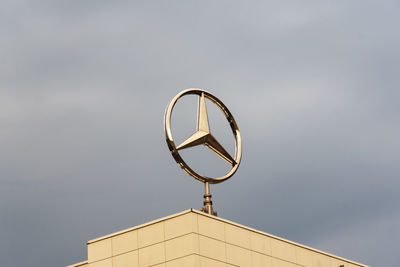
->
[164,88,242,184]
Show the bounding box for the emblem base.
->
[200,182,218,216]
[200,204,217,216]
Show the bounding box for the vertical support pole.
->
[201,182,217,216]
[204,182,212,215]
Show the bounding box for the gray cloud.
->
[0,1,399,266]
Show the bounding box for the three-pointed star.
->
[176,93,236,166]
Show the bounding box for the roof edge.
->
[191,209,369,267]
[86,209,368,267]
[86,209,193,244]
[66,260,88,267]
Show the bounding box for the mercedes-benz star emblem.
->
[164,88,242,215]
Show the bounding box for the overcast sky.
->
[1,1,399,267]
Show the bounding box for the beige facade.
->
[68,209,367,267]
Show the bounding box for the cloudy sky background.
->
[1,1,399,266]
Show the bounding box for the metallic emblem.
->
[164,88,242,215]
